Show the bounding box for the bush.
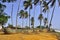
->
[7,24,15,29]
[3,28,16,34]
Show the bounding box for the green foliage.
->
[23,0,32,10]
[42,1,49,13]
[38,14,43,20]
[19,10,24,18]
[0,14,10,25]
[19,10,28,19]
[25,11,28,18]
[34,0,39,5]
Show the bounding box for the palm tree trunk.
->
[11,3,13,25]
[49,4,55,30]
[47,11,49,21]
[33,5,36,32]
[40,1,42,29]
[40,20,41,29]
[16,0,20,30]
[26,19,27,27]
[29,8,30,28]
[33,5,35,27]
[47,11,49,28]
[40,1,42,14]
[22,18,23,28]
[32,25,34,32]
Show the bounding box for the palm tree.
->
[23,0,32,28]
[34,0,43,21]
[16,0,20,30]
[38,14,43,29]
[11,3,14,26]
[19,10,28,28]
[31,17,34,31]
[19,10,25,28]
[33,0,38,28]
[24,11,28,27]
[49,4,55,30]
[10,0,16,25]
[42,1,49,25]
[47,0,59,30]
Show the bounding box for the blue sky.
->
[2,0,60,30]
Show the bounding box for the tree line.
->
[0,0,60,31]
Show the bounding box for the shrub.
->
[3,28,16,34]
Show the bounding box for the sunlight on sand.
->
[0,32,58,40]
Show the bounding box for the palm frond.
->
[51,0,56,7]
[38,14,43,20]
[34,0,39,5]
[30,5,32,9]
[24,11,28,18]
[47,0,52,5]
[58,0,60,6]
[23,0,32,10]
[2,0,6,2]
[1,0,16,2]
[42,1,49,13]
[23,1,29,9]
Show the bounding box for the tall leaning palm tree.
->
[11,3,14,25]
[49,4,55,30]
[42,1,49,28]
[38,14,43,29]
[47,0,59,29]
[10,0,16,25]
[23,0,32,28]
[16,0,20,30]
[33,0,38,28]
